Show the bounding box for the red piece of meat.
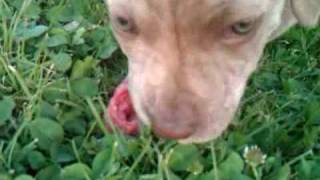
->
[106,79,139,135]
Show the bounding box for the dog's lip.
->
[133,100,220,143]
[134,106,219,143]
[137,103,195,140]
[151,121,195,139]
[106,78,140,135]
[128,81,208,142]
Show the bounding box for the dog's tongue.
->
[106,79,139,135]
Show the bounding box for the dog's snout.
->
[144,95,198,139]
[152,120,194,139]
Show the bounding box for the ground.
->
[0,0,320,179]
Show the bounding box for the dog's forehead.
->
[107,0,270,10]
[107,0,271,20]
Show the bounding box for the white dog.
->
[105,0,320,143]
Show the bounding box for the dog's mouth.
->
[105,76,243,143]
[106,78,196,140]
[106,79,140,135]
[106,79,194,139]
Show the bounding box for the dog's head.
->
[106,0,320,143]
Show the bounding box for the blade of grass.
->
[8,65,32,99]
[86,97,109,135]
[71,140,91,180]
[210,142,219,180]
[124,138,152,180]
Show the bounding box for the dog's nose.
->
[151,120,194,139]
[146,102,197,139]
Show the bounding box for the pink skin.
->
[106,79,139,135]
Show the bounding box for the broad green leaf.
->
[50,144,75,163]
[304,102,320,125]
[114,138,132,159]
[311,160,320,178]
[187,170,251,180]
[51,52,72,72]
[186,170,215,180]
[97,41,118,59]
[47,35,68,47]
[187,159,204,175]
[282,79,304,95]
[92,148,113,178]
[72,27,86,45]
[23,1,41,19]
[126,139,141,157]
[296,159,312,179]
[0,3,12,18]
[14,175,34,180]
[0,96,15,125]
[0,173,12,180]
[268,164,290,180]
[218,152,244,178]
[71,56,96,79]
[42,80,67,103]
[35,165,61,180]
[15,25,48,40]
[29,118,64,149]
[88,28,106,42]
[139,174,162,180]
[70,78,98,97]
[46,5,74,23]
[64,21,80,32]
[61,163,92,180]
[27,151,47,170]
[228,131,248,148]
[64,118,86,135]
[168,144,201,172]
[96,27,118,58]
[230,174,253,180]
[62,110,86,135]
[10,0,24,9]
[167,170,182,180]
[36,101,58,119]
[69,0,89,16]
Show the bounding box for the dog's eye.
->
[231,20,254,35]
[113,16,134,32]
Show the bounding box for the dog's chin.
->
[162,120,231,144]
[178,136,215,144]
[133,107,231,144]
[129,92,234,144]
[138,115,228,144]
[177,117,231,144]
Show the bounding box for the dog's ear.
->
[291,0,320,26]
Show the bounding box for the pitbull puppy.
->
[105,0,320,143]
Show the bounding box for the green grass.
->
[0,0,320,179]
